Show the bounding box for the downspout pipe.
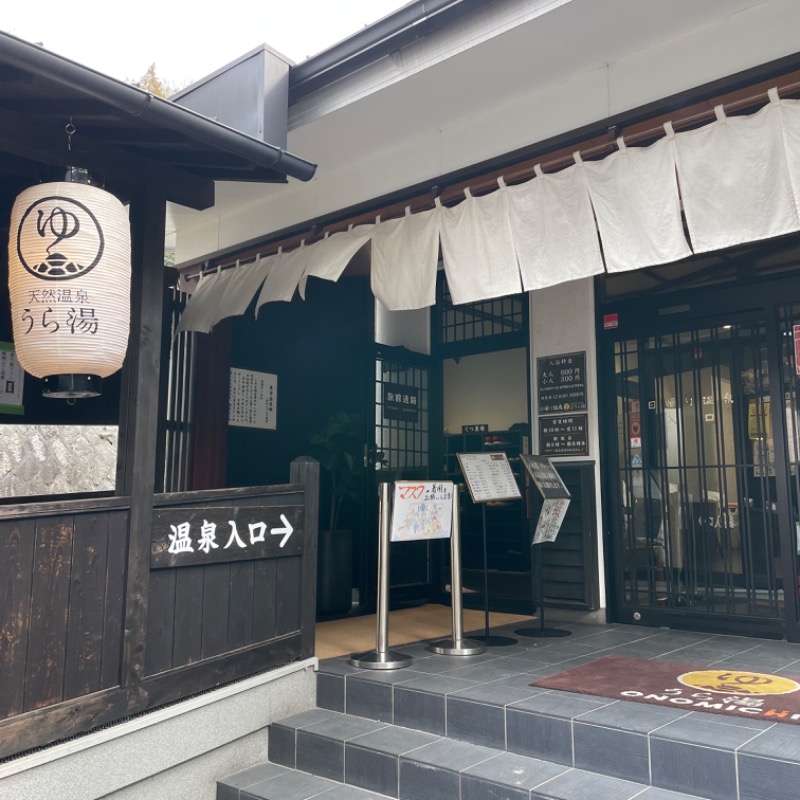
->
[0,31,317,182]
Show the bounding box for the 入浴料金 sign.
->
[537,352,587,414]
[539,414,589,457]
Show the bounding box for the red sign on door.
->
[794,324,800,377]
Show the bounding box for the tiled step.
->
[217,760,394,799]
[218,622,800,800]
[243,706,711,800]
[313,635,800,800]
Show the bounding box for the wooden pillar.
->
[117,189,166,687]
[292,456,319,660]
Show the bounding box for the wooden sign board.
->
[151,505,303,568]
[457,452,521,504]
[391,481,454,542]
[520,454,571,500]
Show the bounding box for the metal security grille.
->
[779,304,800,626]
[162,284,196,492]
[612,321,784,619]
[437,280,526,345]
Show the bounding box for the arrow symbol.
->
[271,514,293,548]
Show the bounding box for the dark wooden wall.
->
[0,458,318,760]
[537,462,600,610]
[145,485,306,675]
[0,497,128,719]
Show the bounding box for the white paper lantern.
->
[8,170,131,397]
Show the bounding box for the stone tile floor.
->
[221,617,800,800]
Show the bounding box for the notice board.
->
[456,452,521,503]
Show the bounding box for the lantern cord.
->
[65,119,76,152]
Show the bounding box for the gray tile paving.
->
[220,618,800,800]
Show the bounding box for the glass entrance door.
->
[612,319,789,630]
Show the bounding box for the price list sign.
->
[537,352,587,414]
[456,452,521,503]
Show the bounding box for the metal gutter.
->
[289,0,481,100]
[0,31,317,182]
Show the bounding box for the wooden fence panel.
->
[275,556,302,637]
[227,561,255,651]
[252,559,278,642]
[0,518,36,718]
[200,563,231,661]
[101,511,128,689]
[144,568,177,676]
[64,512,111,699]
[0,459,318,759]
[172,566,204,666]
[25,515,73,711]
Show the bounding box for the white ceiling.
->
[169,0,796,262]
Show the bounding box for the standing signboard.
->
[456,452,521,646]
[517,454,572,637]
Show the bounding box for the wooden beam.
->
[292,457,319,661]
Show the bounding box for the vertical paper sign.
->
[794,325,800,377]
[391,481,454,542]
[0,343,24,415]
[533,498,570,544]
[228,368,277,430]
[520,454,571,545]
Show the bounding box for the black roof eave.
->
[0,31,317,208]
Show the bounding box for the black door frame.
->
[598,273,800,641]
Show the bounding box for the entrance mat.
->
[531,655,800,725]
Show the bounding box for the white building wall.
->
[173,0,800,265]
[0,662,316,800]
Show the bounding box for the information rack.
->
[456,452,522,645]
[517,454,572,638]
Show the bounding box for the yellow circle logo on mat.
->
[678,669,800,695]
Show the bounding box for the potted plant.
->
[309,411,363,616]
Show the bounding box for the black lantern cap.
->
[43,374,102,399]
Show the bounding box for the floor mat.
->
[531,654,800,725]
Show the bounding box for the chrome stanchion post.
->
[350,482,413,669]
[428,484,486,656]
